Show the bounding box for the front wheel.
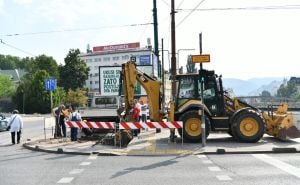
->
[178,110,210,142]
[231,109,265,143]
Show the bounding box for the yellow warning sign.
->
[191,54,210,63]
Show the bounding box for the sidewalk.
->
[23,129,300,156]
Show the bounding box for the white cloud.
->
[13,0,33,5]
[0,0,4,13]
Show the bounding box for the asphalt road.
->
[0,116,300,184]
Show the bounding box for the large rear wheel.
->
[231,109,265,143]
[178,110,210,142]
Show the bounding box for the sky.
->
[1,0,300,80]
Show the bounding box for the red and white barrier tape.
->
[119,121,183,129]
[66,121,115,129]
[66,121,183,129]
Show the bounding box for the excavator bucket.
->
[278,126,300,140]
[262,103,300,140]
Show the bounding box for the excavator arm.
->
[121,61,164,121]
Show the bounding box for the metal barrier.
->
[44,117,55,140]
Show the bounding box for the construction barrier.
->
[65,121,115,129]
[65,121,183,129]
[119,121,183,129]
[65,120,184,146]
[44,117,55,140]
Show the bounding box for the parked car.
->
[0,114,9,131]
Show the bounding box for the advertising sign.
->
[139,55,151,65]
[99,67,120,96]
[93,42,140,52]
[99,66,152,96]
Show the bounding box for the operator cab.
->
[175,69,225,116]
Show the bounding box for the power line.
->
[0,39,35,56]
[177,4,300,12]
[176,0,206,28]
[159,0,170,7]
[177,0,186,9]
[0,22,153,37]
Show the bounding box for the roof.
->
[0,69,26,82]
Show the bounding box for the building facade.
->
[80,42,156,107]
[80,42,154,92]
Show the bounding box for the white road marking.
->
[203,160,213,164]
[208,166,221,172]
[216,175,232,181]
[80,162,91,166]
[88,155,98,160]
[197,154,207,159]
[253,154,300,179]
[57,177,74,183]
[69,169,84,175]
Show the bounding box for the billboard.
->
[99,65,153,96]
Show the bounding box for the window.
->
[112,56,119,61]
[90,81,93,84]
[179,76,194,98]
[122,55,129,60]
[94,73,99,77]
[94,66,98,70]
[94,58,101,62]
[103,57,110,61]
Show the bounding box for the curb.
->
[23,142,300,156]
[194,147,299,155]
[22,143,120,156]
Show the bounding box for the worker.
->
[129,99,140,136]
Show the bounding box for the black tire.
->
[231,109,265,143]
[178,110,210,142]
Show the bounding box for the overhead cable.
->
[0,39,35,56]
[176,0,206,28]
[0,22,153,37]
[177,4,300,12]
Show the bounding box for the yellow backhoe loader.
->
[120,59,300,142]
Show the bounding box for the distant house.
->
[0,69,26,82]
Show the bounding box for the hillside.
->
[222,77,285,96]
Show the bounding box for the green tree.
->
[186,55,197,74]
[26,54,59,78]
[58,49,89,91]
[276,80,297,98]
[0,54,30,70]
[0,74,15,97]
[13,70,66,114]
[261,90,271,97]
[64,88,88,107]
[0,54,16,69]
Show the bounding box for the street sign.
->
[45,79,57,91]
[191,54,210,63]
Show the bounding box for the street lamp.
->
[177,49,195,74]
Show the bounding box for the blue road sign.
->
[45,79,57,91]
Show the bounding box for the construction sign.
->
[191,54,210,63]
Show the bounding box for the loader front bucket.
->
[262,104,300,140]
[278,126,300,140]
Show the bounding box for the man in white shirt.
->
[8,110,23,144]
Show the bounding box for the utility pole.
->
[199,32,206,147]
[153,0,160,77]
[171,0,176,98]
[169,0,177,141]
